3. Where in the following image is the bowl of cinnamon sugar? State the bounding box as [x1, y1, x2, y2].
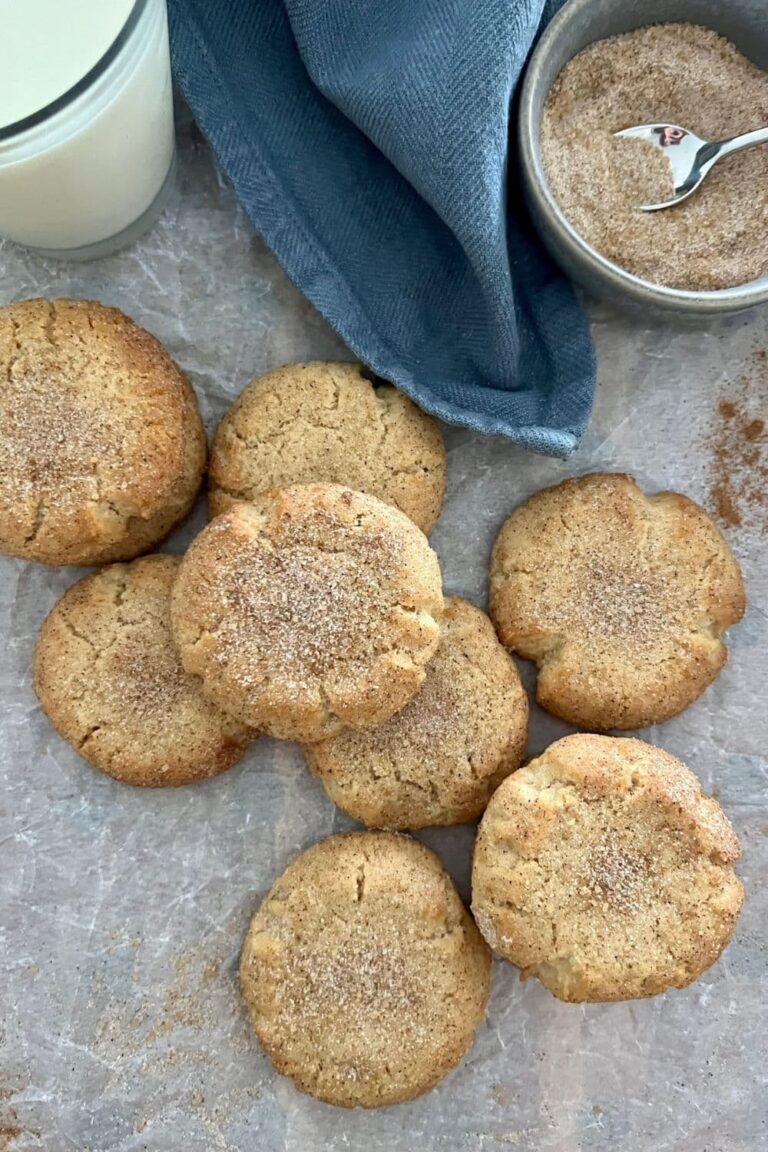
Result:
[519, 0, 768, 314]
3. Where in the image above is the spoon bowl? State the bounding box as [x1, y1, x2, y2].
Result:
[615, 121, 768, 211]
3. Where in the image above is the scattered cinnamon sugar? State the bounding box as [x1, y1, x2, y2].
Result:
[541, 23, 768, 290]
[704, 349, 768, 533]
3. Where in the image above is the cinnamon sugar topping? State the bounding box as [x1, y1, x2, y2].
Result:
[213, 508, 404, 690]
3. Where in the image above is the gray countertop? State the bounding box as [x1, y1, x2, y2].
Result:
[1, 111, 766, 1152]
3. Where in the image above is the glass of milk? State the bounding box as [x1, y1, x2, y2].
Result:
[0, 0, 175, 259]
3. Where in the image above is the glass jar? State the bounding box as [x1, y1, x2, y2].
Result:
[0, 0, 175, 259]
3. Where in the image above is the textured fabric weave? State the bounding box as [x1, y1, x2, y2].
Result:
[168, 0, 595, 455]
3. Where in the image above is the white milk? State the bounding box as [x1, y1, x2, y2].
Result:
[0, 0, 135, 129]
[0, 0, 175, 255]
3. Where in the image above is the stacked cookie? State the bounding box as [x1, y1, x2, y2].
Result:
[35, 555, 253, 787]
[170, 484, 445, 744]
[0, 298, 256, 788]
[2, 299, 747, 1110]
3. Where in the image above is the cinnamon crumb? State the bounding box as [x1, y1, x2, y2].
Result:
[704, 350, 768, 533]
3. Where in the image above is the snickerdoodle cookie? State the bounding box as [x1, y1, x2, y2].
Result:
[306, 597, 528, 829]
[240, 831, 490, 1107]
[171, 484, 443, 743]
[471, 734, 744, 1003]
[0, 298, 206, 566]
[34, 555, 253, 786]
[208, 362, 446, 533]
[489, 473, 745, 730]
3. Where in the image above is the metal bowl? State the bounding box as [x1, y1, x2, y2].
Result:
[518, 0, 768, 315]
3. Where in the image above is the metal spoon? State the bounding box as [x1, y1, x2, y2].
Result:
[614, 122, 768, 211]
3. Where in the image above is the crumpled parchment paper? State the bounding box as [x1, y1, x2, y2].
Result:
[0, 110, 766, 1152]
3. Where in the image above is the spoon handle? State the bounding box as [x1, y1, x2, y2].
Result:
[717, 126, 768, 160]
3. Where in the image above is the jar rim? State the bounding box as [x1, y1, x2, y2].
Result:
[0, 0, 148, 142]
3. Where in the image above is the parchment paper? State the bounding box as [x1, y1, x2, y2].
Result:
[1, 110, 766, 1152]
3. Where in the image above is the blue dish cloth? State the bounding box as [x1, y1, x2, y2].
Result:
[167, 0, 595, 456]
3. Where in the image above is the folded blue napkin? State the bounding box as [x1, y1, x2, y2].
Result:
[168, 0, 595, 456]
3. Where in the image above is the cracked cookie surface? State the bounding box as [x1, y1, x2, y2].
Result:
[240, 831, 490, 1107]
[471, 734, 744, 1003]
[305, 597, 528, 829]
[0, 298, 206, 565]
[34, 555, 254, 786]
[208, 361, 445, 533]
[489, 473, 745, 730]
[171, 484, 444, 743]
